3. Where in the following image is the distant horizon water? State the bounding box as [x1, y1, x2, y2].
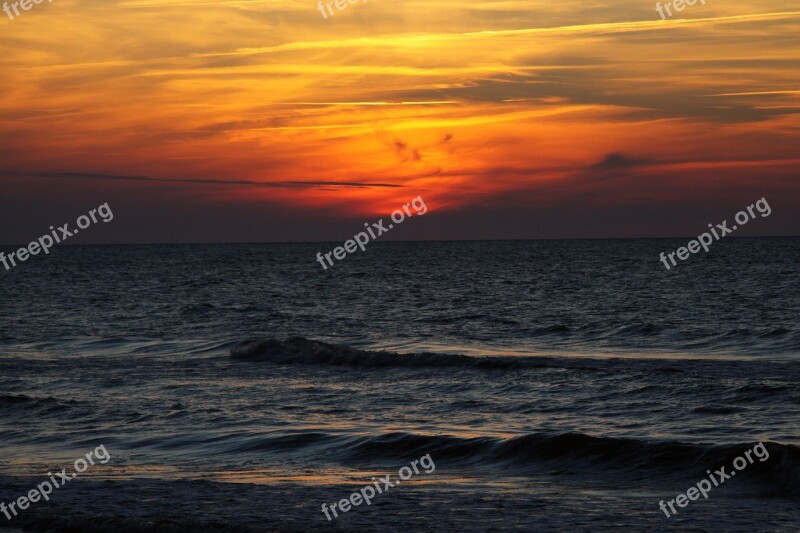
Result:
[3, 234, 800, 247]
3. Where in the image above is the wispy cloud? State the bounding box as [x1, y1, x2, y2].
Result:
[25, 172, 404, 189]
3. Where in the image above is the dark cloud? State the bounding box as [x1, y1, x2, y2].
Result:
[374, 130, 454, 164]
[24, 171, 403, 189]
[375, 130, 421, 162]
[585, 153, 651, 181]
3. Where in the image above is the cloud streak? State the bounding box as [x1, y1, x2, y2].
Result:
[23, 172, 404, 189]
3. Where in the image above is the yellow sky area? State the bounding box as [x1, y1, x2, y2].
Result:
[0, 0, 798, 217]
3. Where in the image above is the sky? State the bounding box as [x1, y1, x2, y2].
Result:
[0, 0, 799, 243]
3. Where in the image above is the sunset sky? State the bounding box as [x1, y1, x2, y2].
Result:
[1, 0, 798, 243]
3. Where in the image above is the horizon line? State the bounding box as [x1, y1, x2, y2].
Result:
[1, 234, 797, 247]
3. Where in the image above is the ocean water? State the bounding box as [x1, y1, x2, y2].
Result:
[0, 238, 798, 531]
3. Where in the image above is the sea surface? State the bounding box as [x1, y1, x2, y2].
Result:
[0, 238, 798, 531]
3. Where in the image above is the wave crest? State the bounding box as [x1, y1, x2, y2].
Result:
[230, 337, 515, 368]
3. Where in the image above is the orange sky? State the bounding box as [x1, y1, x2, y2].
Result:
[0, 0, 798, 242]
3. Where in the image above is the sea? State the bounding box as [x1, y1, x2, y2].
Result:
[0, 238, 798, 532]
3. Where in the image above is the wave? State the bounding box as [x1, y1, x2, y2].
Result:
[212, 429, 800, 495]
[229, 337, 800, 379]
[229, 336, 655, 370]
[0, 393, 36, 405]
[0, 393, 71, 410]
[230, 337, 528, 368]
[229, 337, 676, 371]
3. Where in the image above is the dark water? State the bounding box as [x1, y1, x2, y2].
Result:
[0, 238, 798, 531]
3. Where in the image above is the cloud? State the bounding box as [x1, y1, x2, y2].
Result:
[374, 131, 454, 164]
[25, 172, 403, 189]
[583, 153, 652, 182]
